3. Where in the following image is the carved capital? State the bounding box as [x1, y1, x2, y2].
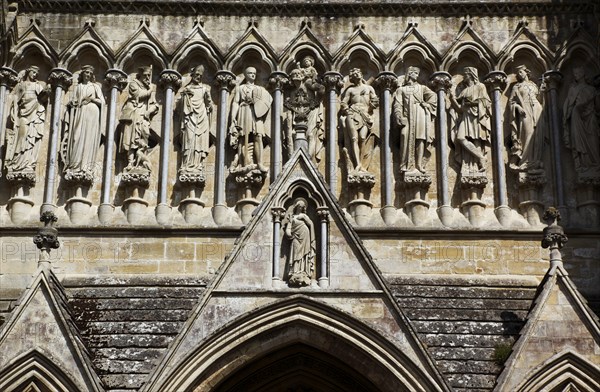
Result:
[104, 68, 128, 91]
[323, 71, 344, 93]
[47, 68, 73, 90]
[317, 207, 330, 222]
[483, 71, 507, 92]
[541, 207, 568, 250]
[271, 207, 286, 223]
[428, 71, 452, 92]
[33, 211, 60, 252]
[0, 67, 19, 89]
[215, 70, 237, 92]
[542, 70, 562, 91]
[268, 71, 290, 92]
[374, 71, 398, 93]
[159, 69, 182, 91]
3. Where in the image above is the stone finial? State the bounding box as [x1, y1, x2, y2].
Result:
[104, 69, 128, 91]
[33, 211, 60, 268]
[47, 68, 73, 90]
[483, 71, 507, 92]
[268, 71, 290, 92]
[541, 207, 568, 270]
[428, 71, 452, 92]
[214, 70, 236, 92]
[0, 67, 19, 89]
[159, 69, 182, 91]
[542, 71, 562, 91]
[322, 71, 344, 93]
[374, 71, 398, 93]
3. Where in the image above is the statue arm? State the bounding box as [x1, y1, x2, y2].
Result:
[392, 92, 406, 126]
[230, 87, 240, 124]
[368, 86, 379, 110]
[204, 85, 213, 113]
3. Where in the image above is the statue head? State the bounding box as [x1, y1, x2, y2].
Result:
[573, 66, 586, 82]
[191, 65, 204, 83]
[515, 65, 531, 82]
[301, 55, 315, 68]
[290, 68, 303, 85]
[349, 68, 363, 84]
[25, 65, 40, 81]
[79, 65, 95, 83]
[463, 67, 479, 83]
[406, 66, 420, 83]
[244, 67, 257, 84]
[293, 198, 307, 214]
[137, 66, 153, 86]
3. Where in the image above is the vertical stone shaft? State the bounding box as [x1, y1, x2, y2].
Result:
[42, 68, 72, 213]
[213, 71, 236, 225]
[543, 71, 565, 209]
[99, 70, 127, 217]
[271, 207, 285, 284]
[375, 72, 398, 209]
[323, 72, 343, 193]
[269, 72, 288, 181]
[0, 67, 18, 176]
[429, 72, 452, 225]
[318, 207, 329, 287]
[484, 71, 510, 225]
[158, 70, 182, 206]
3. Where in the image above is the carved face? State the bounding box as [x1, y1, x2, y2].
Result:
[294, 200, 306, 214]
[349, 69, 362, 83]
[244, 67, 257, 83]
[191, 69, 203, 84]
[140, 69, 152, 86]
[407, 68, 419, 81]
[516, 69, 528, 82]
[573, 67, 585, 82]
[301, 56, 314, 68]
[81, 69, 93, 83]
[27, 69, 38, 81]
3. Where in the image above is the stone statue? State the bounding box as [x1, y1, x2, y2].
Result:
[4, 65, 49, 177]
[339, 67, 379, 174]
[563, 66, 600, 179]
[60, 65, 105, 182]
[229, 66, 272, 173]
[449, 67, 492, 174]
[119, 65, 159, 173]
[393, 66, 437, 174]
[176, 65, 213, 179]
[508, 65, 544, 173]
[283, 198, 315, 287]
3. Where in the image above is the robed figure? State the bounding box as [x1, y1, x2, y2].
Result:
[61, 65, 105, 181]
[283, 198, 316, 287]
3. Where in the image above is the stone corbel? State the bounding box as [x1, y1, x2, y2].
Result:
[212, 70, 236, 225]
[34, 211, 60, 269]
[323, 72, 344, 193]
[429, 71, 453, 226]
[541, 207, 568, 271]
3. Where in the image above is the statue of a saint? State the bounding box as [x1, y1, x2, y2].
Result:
[119, 66, 159, 172]
[392, 66, 437, 174]
[229, 66, 272, 173]
[60, 65, 105, 181]
[176, 65, 213, 175]
[4, 65, 49, 176]
[509, 65, 544, 172]
[339, 67, 379, 173]
[283, 198, 316, 287]
[449, 67, 492, 173]
[563, 66, 600, 178]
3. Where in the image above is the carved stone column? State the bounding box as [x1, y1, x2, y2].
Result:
[271, 206, 285, 288]
[33, 211, 60, 270]
[374, 72, 398, 225]
[212, 71, 236, 225]
[41, 68, 72, 214]
[155, 70, 182, 225]
[269, 71, 289, 181]
[0, 67, 18, 177]
[541, 207, 568, 271]
[543, 71, 567, 221]
[317, 207, 329, 288]
[429, 72, 453, 226]
[323, 72, 343, 193]
[484, 71, 511, 226]
[98, 69, 128, 224]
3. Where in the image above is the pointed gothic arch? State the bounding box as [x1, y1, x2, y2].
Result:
[515, 351, 600, 392]
[0, 350, 82, 392]
[155, 296, 445, 392]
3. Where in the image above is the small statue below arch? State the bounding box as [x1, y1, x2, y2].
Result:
[283, 198, 316, 287]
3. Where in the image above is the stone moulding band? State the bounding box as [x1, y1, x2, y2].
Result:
[17, 1, 595, 16]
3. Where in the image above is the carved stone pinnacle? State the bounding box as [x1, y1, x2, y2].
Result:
[429, 71, 452, 92]
[269, 71, 290, 91]
[0, 67, 19, 88]
[374, 71, 398, 93]
[34, 211, 60, 254]
[104, 69, 129, 91]
[323, 71, 344, 93]
[483, 71, 507, 92]
[541, 207, 568, 250]
[215, 70, 237, 92]
[48, 68, 73, 90]
[159, 69, 182, 90]
[542, 71, 562, 91]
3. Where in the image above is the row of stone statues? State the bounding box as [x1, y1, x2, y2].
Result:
[2, 61, 599, 196]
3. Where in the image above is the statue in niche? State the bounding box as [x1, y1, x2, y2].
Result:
[339, 67, 379, 174]
[563, 66, 600, 180]
[229, 66, 272, 174]
[4, 65, 49, 178]
[176, 65, 213, 182]
[283, 198, 315, 287]
[393, 66, 437, 175]
[60, 65, 105, 183]
[283, 56, 325, 162]
[508, 65, 544, 174]
[119, 65, 159, 174]
[449, 67, 492, 175]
